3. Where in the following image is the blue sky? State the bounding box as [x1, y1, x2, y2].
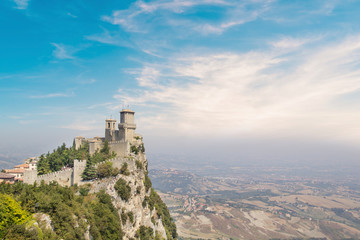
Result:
[1, 0, 360, 165]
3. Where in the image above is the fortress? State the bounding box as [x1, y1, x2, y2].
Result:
[23, 109, 144, 186]
[75, 109, 139, 156]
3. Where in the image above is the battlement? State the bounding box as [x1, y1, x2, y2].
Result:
[77, 109, 138, 156]
[24, 159, 87, 187]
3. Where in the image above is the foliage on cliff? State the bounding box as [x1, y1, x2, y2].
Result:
[37, 141, 116, 176]
[142, 175, 177, 240]
[0, 182, 124, 240]
[0, 193, 32, 239]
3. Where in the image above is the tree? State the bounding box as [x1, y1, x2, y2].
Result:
[82, 159, 97, 180]
[0, 194, 31, 238]
[37, 154, 50, 175]
[101, 140, 110, 155]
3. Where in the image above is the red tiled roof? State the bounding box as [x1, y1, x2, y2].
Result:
[14, 163, 29, 169]
[5, 169, 25, 174]
[0, 173, 15, 179]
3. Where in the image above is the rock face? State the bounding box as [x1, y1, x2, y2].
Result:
[86, 151, 174, 239]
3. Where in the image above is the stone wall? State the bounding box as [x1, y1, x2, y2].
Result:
[24, 156, 140, 187]
[35, 168, 73, 186]
[109, 141, 130, 157]
[73, 160, 87, 185]
[89, 141, 103, 155]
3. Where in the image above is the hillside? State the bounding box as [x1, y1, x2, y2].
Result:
[0, 144, 177, 240]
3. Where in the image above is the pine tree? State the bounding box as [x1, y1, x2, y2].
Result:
[37, 154, 50, 175]
[82, 159, 97, 180]
[101, 140, 110, 155]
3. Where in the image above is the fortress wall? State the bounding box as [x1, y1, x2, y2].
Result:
[73, 160, 87, 185]
[36, 168, 73, 187]
[109, 141, 130, 157]
[23, 170, 38, 184]
[94, 156, 138, 172]
[89, 141, 104, 155]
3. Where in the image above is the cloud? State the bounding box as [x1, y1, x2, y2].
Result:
[29, 92, 73, 99]
[67, 12, 77, 18]
[13, 0, 30, 9]
[113, 35, 360, 142]
[85, 29, 132, 47]
[102, 0, 271, 35]
[270, 37, 314, 49]
[51, 43, 75, 59]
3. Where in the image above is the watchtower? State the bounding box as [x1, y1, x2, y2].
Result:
[118, 109, 136, 142]
[105, 118, 117, 142]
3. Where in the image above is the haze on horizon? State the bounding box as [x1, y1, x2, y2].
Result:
[1, 0, 360, 169]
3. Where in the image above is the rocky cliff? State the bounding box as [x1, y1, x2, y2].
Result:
[0, 149, 177, 240]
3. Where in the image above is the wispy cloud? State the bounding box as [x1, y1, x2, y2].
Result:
[113, 35, 360, 142]
[13, 0, 30, 10]
[29, 92, 74, 99]
[102, 0, 271, 35]
[270, 36, 316, 49]
[67, 12, 77, 18]
[51, 43, 75, 59]
[85, 29, 131, 47]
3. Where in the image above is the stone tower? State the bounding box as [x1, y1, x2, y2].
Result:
[73, 159, 87, 185]
[119, 109, 136, 142]
[105, 118, 117, 142]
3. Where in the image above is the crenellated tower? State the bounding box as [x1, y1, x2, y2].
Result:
[118, 109, 136, 142]
[105, 118, 117, 142]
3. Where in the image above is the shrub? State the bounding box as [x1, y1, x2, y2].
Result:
[136, 186, 142, 194]
[127, 211, 134, 224]
[97, 162, 113, 178]
[137, 225, 154, 240]
[120, 163, 130, 176]
[112, 167, 120, 176]
[135, 160, 143, 170]
[144, 174, 152, 192]
[131, 145, 139, 155]
[114, 179, 131, 201]
[79, 186, 90, 196]
[121, 212, 127, 224]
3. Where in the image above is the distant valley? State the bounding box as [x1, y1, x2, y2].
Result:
[149, 164, 360, 240]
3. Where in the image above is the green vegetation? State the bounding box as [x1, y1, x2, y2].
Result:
[135, 160, 143, 170]
[136, 186, 142, 194]
[79, 185, 91, 196]
[144, 174, 152, 192]
[0, 193, 32, 238]
[82, 141, 117, 180]
[141, 143, 145, 153]
[91, 190, 123, 239]
[114, 178, 132, 201]
[96, 161, 119, 178]
[135, 226, 164, 240]
[120, 162, 130, 176]
[136, 226, 153, 240]
[37, 143, 89, 175]
[0, 182, 124, 240]
[141, 175, 177, 240]
[131, 145, 139, 155]
[121, 211, 128, 224]
[37, 141, 116, 176]
[127, 211, 134, 224]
